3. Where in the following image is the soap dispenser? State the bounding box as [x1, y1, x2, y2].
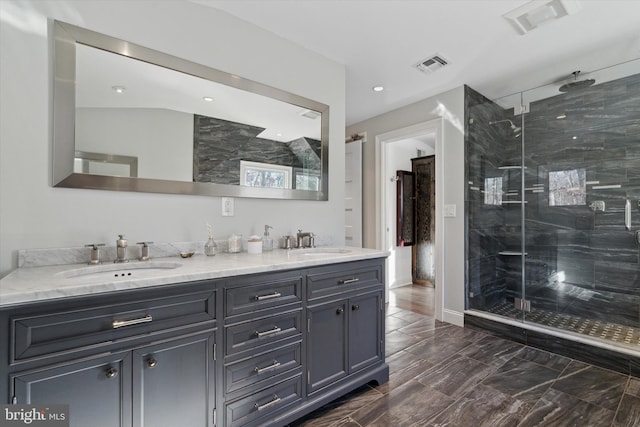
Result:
[262, 225, 274, 252]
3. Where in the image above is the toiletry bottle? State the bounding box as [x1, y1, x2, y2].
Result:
[263, 225, 274, 251]
[205, 222, 216, 256]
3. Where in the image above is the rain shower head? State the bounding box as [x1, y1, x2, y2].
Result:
[489, 119, 522, 137]
[559, 71, 595, 93]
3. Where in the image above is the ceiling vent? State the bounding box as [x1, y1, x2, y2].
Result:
[503, 0, 582, 35]
[299, 109, 321, 120]
[414, 54, 449, 74]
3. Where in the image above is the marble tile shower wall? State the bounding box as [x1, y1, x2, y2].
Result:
[466, 86, 511, 311]
[466, 73, 640, 328]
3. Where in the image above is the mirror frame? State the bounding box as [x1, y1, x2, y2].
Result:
[52, 20, 329, 200]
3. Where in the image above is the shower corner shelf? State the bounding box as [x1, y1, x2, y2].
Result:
[498, 251, 528, 256]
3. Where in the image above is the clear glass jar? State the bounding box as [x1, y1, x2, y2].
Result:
[204, 237, 217, 256]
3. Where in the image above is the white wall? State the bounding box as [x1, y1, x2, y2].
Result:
[0, 0, 345, 276]
[346, 86, 466, 325]
[76, 108, 193, 181]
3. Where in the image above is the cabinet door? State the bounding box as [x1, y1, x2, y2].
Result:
[306, 300, 347, 395]
[12, 352, 132, 427]
[349, 292, 383, 372]
[132, 331, 215, 427]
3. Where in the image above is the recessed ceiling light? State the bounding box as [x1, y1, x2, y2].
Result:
[372, 86, 384, 92]
[111, 85, 126, 94]
[202, 96, 214, 102]
[556, 114, 567, 119]
[572, 136, 578, 140]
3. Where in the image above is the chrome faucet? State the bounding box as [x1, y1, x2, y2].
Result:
[137, 241, 153, 261]
[296, 229, 315, 248]
[85, 243, 105, 265]
[115, 234, 128, 263]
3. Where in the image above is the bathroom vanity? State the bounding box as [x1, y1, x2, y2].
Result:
[0, 248, 388, 427]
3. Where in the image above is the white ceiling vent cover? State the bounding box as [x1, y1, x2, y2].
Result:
[414, 54, 449, 74]
[299, 109, 321, 120]
[504, 0, 582, 35]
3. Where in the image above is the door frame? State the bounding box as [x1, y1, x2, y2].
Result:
[375, 118, 444, 321]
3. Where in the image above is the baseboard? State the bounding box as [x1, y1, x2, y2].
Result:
[442, 308, 464, 327]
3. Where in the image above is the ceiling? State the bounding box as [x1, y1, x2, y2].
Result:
[190, 0, 640, 126]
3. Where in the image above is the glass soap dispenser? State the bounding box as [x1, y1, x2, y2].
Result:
[262, 225, 274, 251]
[204, 222, 217, 256]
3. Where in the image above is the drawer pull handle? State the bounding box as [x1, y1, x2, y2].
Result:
[105, 367, 118, 379]
[338, 277, 359, 284]
[146, 358, 158, 368]
[112, 314, 153, 329]
[255, 326, 281, 338]
[336, 307, 344, 315]
[254, 394, 281, 411]
[256, 292, 282, 301]
[352, 304, 360, 311]
[254, 360, 281, 374]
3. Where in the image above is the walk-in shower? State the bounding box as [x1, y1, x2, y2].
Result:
[465, 59, 640, 373]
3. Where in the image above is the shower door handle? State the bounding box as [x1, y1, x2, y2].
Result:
[625, 200, 631, 231]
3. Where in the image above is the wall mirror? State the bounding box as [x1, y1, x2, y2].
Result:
[52, 20, 329, 200]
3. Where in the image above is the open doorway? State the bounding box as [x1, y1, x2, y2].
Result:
[376, 119, 444, 321]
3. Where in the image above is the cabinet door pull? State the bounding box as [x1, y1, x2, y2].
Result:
[254, 360, 281, 374]
[338, 277, 359, 284]
[352, 304, 360, 311]
[105, 367, 118, 379]
[336, 307, 344, 315]
[255, 326, 281, 337]
[112, 314, 153, 329]
[254, 394, 281, 411]
[146, 358, 158, 368]
[255, 292, 281, 301]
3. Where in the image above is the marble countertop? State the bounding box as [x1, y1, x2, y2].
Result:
[0, 247, 388, 308]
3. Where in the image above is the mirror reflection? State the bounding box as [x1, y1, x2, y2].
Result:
[53, 20, 329, 200]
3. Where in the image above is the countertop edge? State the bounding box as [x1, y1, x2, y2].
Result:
[0, 248, 389, 309]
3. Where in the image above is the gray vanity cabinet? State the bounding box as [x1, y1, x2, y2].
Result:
[1, 257, 389, 427]
[2, 280, 218, 427]
[305, 260, 385, 397]
[307, 291, 383, 395]
[307, 299, 348, 394]
[132, 331, 216, 427]
[12, 351, 133, 427]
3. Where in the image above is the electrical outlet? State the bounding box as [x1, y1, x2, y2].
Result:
[221, 197, 234, 216]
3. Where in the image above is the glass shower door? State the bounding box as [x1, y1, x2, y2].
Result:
[520, 70, 640, 347]
[466, 90, 526, 320]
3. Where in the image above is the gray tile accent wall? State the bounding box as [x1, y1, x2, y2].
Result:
[466, 72, 640, 329]
[193, 114, 320, 185]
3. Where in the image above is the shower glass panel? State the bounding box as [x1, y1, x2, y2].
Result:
[466, 59, 640, 352]
[467, 91, 525, 315]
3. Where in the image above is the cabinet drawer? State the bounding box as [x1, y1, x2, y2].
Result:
[12, 284, 216, 362]
[225, 375, 302, 427]
[225, 275, 302, 317]
[225, 310, 301, 357]
[307, 261, 383, 300]
[225, 342, 302, 394]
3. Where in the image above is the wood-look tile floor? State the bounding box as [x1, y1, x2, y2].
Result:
[289, 284, 640, 427]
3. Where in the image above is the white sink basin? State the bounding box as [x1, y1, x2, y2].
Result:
[57, 261, 182, 280]
[297, 248, 352, 256]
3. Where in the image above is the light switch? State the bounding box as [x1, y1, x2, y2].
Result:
[444, 204, 456, 218]
[221, 197, 234, 216]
